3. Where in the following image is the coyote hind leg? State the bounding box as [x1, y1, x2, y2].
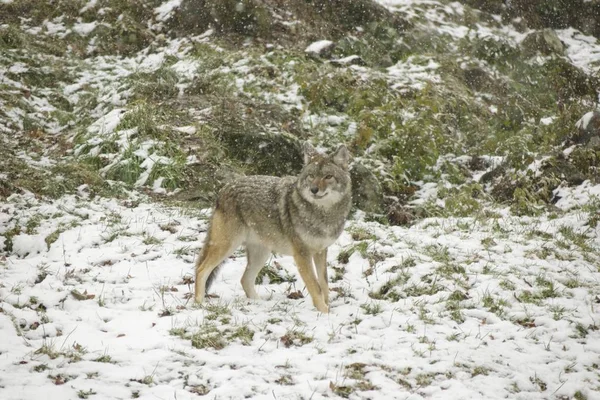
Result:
[241, 244, 270, 300]
[194, 210, 240, 304]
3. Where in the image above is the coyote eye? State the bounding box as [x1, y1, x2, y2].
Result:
[325, 174, 333, 180]
[307, 174, 315, 179]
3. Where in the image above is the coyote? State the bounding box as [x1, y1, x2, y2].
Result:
[194, 142, 352, 313]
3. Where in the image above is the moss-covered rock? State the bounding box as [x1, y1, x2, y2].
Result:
[167, 0, 408, 47]
[350, 163, 384, 213]
[521, 29, 565, 56]
[460, 0, 600, 39]
[167, 0, 272, 37]
[210, 100, 304, 176]
[573, 110, 600, 147]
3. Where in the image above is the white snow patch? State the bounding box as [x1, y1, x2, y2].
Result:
[272, 83, 303, 108]
[44, 20, 67, 36]
[387, 57, 441, 91]
[557, 28, 600, 73]
[137, 53, 165, 73]
[326, 115, 345, 126]
[87, 109, 126, 136]
[135, 153, 172, 187]
[171, 59, 199, 80]
[79, 0, 98, 13]
[331, 55, 362, 65]
[173, 126, 197, 134]
[152, 177, 167, 194]
[72, 21, 97, 36]
[540, 116, 556, 125]
[553, 180, 600, 210]
[305, 40, 334, 54]
[155, 0, 182, 21]
[563, 145, 576, 157]
[410, 181, 439, 205]
[8, 63, 29, 74]
[575, 111, 595, 130]
[527, 156, 551, 178]
[11, 234, 47, 257]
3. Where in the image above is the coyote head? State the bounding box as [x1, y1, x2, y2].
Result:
[298, 142, 351, 207]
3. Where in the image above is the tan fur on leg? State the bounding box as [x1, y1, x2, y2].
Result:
[313, 249, 329, 306]
[194, 210, 239, 304]
[293, 248, 328, 313]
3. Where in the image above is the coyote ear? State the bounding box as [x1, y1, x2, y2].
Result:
[303, 141, 318, 165]
[332, 144, 350, 170]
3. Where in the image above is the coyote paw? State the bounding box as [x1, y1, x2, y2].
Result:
[316, 303, 329, 314]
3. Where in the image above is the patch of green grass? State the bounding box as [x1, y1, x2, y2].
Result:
[349, 226, 377, 241]
[255, 263, 296, 285]
[33, 363, 50, 373]
[337, 248, 352, 264]
[45, 229, 63, 250]
[439, 183, 484, 217]
[330, 382, 354, 398]
[77, 389, 97, 399]
[173, 246, 194, 258]
[188, 321, 255, 349]
[497, 275, 515, 289]
[424, 245, 452, 263]
[228, 326, 254, 345]
[280, 329, 313, 348]
[142, 234, 161, 246]
[482, 292, 508, 316]
[169, 327, 187, 338]
[275, 374, 294, 385]
[185, 70, 236, 97]
[436, 263, 466, 277]
[529, 374, 547, 391]
[94, 354, 113, 363]
[471, 366, 490, 377]
[203, 302, 231, 317]
[25, 214, 43, 234]
[34, 342, 60, 359]
[445, 300, 465, 323]
[369, 274, 409, 302]
[128, 67, 180, 102]
[191, 324, 226, 350]
[415, 373, 434, 387]
[558, 226, 592, 251]
[360, 302, 383, 315]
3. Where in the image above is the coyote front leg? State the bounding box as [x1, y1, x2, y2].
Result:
[313, 249, 329, 306]
[293, 248, 328, 313]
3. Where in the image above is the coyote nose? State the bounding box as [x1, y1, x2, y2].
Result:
[310, 186, 319, 194]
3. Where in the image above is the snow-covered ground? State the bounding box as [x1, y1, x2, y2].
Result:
[1, 191, 599, 399]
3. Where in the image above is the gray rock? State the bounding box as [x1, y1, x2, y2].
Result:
[219, 131, 304, 177]
[521, 29, 565, 56]
[305, 40, 336, 58]
[350, 163, 384, 213]
[462, 65, 490, 91]
[573, 110, 600, 147]
[330, 55, 366, 67]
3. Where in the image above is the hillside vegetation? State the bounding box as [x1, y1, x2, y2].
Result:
[1, 0, 598, 216]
